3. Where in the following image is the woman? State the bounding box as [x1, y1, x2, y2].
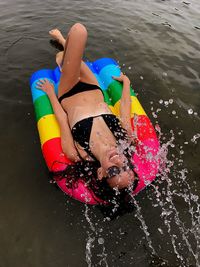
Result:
[36, 23, 138, 199]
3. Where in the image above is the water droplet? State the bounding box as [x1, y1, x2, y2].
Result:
[172, 110, 176, 115]
[152, 112, 158, 118]
[191, 133, 200, 143]
[98, 237, 104, 245]
[169, 99, 173, 104]
[128, 66, 132, 70]
[155, 124, 161, 132]
[140, 76, 144, 80]
[188, 109, 193, 115]
[163, 72, 168, 77]
[164, 101, 169, 106]
[159, 99, 163, 104]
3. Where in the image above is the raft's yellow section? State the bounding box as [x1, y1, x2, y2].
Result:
[130, 96, 146, 117]
[37, 114, 60, 146]
[111, 96, 146, 117]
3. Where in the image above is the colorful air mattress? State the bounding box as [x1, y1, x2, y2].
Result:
[30, 58, 160, 204]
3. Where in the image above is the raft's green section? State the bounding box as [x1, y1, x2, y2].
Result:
[105, 80, 136, 106]
[102, 90, 112, 105]
[34, 95, 53, 122]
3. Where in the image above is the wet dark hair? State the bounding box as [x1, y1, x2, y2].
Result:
[51, 120, 138, 205]
[50, 144, 138, 206]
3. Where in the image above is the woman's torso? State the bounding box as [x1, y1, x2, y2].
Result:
[59, 86, 129, 161]
[60, 89, 113, 129]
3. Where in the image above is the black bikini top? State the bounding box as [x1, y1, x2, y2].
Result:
[71, 114, 128, 160]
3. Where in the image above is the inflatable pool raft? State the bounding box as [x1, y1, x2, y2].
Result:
[30, 58, 160, 204]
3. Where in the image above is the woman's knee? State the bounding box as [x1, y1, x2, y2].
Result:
[71, 23, 87, 37]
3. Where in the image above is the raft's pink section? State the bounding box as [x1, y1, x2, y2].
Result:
[56, 179, 100, 204]
[131, 115, 160, 195]
[132, 138, 159, 195]
[42, 138, 102, 204]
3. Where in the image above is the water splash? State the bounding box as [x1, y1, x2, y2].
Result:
[86, 235, 95, 267]
[150, 166, 200, 266]
[84, 205, 108, 267]
[129, 120, 200, 266]
[82, 99, 199, 266]
[132, 197, 156, 255]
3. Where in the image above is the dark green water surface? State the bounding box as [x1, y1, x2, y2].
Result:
[0, 0, 200, 266]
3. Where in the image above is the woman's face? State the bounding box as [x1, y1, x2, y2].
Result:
[97, 147, 135, 189]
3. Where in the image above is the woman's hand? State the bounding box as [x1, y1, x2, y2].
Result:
[36, 79, 55, 96]
[112, 73, 130, 84]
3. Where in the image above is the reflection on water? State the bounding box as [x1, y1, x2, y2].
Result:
[0, 0, 200, 266]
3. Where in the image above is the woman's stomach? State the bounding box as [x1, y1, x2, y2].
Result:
[61, 91, 112, 128]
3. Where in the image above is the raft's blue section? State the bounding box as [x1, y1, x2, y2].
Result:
[30, 58, 120, 103]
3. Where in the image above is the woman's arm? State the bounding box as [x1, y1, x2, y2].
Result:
[36, 79, 81, 162]
[59, 115, 81, 162]
[112, 74, 133, 139]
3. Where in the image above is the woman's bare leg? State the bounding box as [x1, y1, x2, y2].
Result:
[49, 24, 99, 94]
[49, 29, 66, 71]
[55, 51, 64, 72]
[51, 23, 87, 97]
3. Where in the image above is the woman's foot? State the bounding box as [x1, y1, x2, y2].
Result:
[56, 51, 64, 72]
[49, 29, 66, 48]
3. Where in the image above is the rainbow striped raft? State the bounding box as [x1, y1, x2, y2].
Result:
[30, 58, 160, 204]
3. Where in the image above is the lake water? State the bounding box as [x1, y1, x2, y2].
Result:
[0, 0, 200, 266]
